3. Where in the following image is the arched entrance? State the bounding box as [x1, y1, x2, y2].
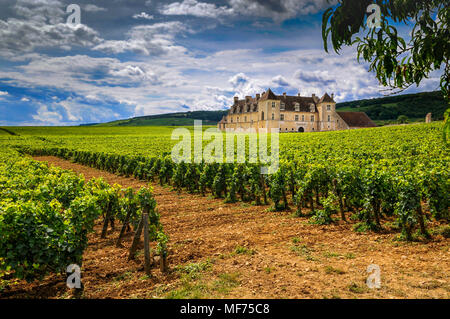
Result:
[298, 127, 305, 133]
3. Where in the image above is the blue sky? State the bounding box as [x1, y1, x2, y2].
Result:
[0, 0, 443, 126]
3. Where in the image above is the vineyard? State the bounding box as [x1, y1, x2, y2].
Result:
[0, 122, 448, 298]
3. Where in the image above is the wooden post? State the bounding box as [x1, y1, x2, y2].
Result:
[116, 209, 132, 247]
[143, 211, 152, 276]
[128, 216, 144, 261]
[260, 174, 267, 205]
[160, 254, 168, 273]
[100, 203, 111, 239]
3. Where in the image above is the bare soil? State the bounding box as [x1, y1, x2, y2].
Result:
[1, 156, 448, 299]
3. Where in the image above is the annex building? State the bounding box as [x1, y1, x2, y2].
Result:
[218, 89, 376, 132]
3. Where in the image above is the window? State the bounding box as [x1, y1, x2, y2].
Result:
[328, 115, 331, 122]
[280, 114, 284, 121]
[280, 102, 285, 110]
[295, 115, 299, 121]
[311, 115, 314, 122]
[272, 102, 276, 108]
[231, 118, 233, 123]
[271, 113, 274, 120]
[295, 103, 300, 112]
[245, 116, 247, 122]
[302, 115, 305, 122]
[261, 112, 264, 120]
[327, 105, 331, 111]
[237, 117, 239, 122]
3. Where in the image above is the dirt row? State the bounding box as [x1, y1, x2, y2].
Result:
[1, 156, 448, 299]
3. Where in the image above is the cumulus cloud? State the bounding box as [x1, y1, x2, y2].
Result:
[295, 70, 336, 86]
[84, 4, 107, 12]
[133, 12, 154, 20]
[93, 22, 188, 56]
[271, 75, 291, 87]
[0, 91, 8, 96]
[229, 0, 337, 21]
[160, 0, 336, 22]
[0, 0, 101, 58]
[160, 0, 234, 19]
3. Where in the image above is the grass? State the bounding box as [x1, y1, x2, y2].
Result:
[290, 243, 319, 261]
[324, 266, 346, 275]
[232, 245, 256, 256]
[348, 282, 368, 294]
[323, 251, 341, 258]
[174, 260, 213, 280]
[113, 271, 133, 282]
[344, 252, 356, 259]
[166, 272, 241, 299]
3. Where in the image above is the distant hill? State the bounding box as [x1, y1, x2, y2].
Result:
[336, 91, 447, 124]
[91, 91, 447, 127]
[95, 110, 228, 127]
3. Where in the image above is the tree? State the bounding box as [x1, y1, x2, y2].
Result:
[397, 115, 409, 124]
[322, 0, 449, 108]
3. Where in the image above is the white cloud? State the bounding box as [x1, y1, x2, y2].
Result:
[0, 0, 102, 58]
[160, 0, 234, 19]
[133, 12, 154, 20]
[21, 97, 30, 102]
[0, 91, 8, 96]
[160, 0, 337, 22]
[84, 4, 107, 12]
[32, 104, 64, 125]
[93, 22, 188, 56]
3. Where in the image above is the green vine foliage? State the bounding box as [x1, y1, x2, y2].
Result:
[322, 0, 449, 144]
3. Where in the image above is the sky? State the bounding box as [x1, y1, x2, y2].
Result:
[0, 0, 443, 126]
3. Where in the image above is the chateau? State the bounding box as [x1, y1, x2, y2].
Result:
[218, 89, 376, 132]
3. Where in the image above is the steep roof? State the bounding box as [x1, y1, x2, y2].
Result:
[229, 89, 319, 114]
[319, 93, 335, 103]
[279, 95, 317, 112]
[337, 112, 377, 128]
[260, 88, 277, 100]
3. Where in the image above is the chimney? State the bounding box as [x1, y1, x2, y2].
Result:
[283, 92, 286, 98]
[331, 93, 334, 99]
[298, 90, 301, 97]
[312, 93, 316, 98]
[234, 96, 238, 104]
[256, 93, 260, 100]
[245, 96, 251, 103]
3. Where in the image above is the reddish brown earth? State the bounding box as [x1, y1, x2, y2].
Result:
[1, 156, 448, 299]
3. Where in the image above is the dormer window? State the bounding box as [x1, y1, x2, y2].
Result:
[310, 104, 315, 112]
[295, 103, 300, 112]
[280, 102, 285, 110]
